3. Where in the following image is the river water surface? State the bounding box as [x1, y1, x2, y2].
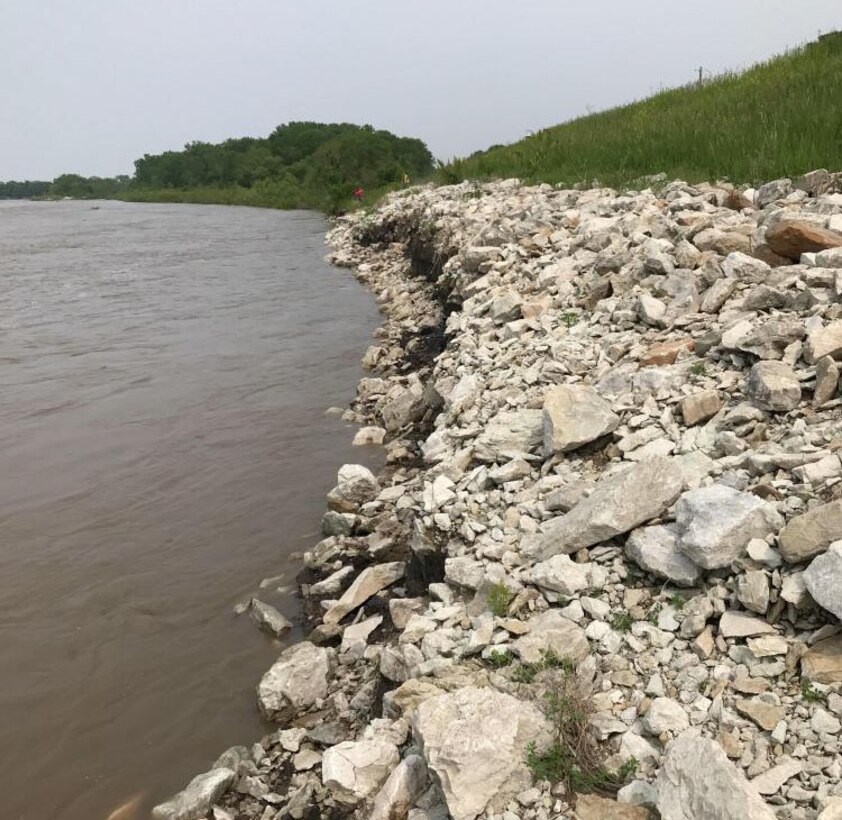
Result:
[0, 200, 381, 820]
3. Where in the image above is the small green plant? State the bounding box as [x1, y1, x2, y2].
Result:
[668, 593, 686, 610]
[688, 361, 707, 377]
[561, 311, 579, 328]
[512, 663, 539, 684]
[611, 612, 634, 633]
[486, 650, 514, 669]
[510, 649, 573, 684]
[487, 581, 515, 617]
[524, 660, 637, 799]
[647, 603, 663, 624]
[801, 680, 827, 703]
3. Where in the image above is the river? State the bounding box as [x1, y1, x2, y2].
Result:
[0, 200, 381, 819]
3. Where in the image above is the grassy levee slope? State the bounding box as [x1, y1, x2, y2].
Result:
[442, 33, 842, 188]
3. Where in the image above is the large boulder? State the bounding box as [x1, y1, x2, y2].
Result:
[656, 730, 776, 819]
[626, 524, 701, 586]
[322, 739, 400, 805]
[542, 384, 620, 454]
[804, 542, 842, 619]
[745, 361, 801, 412]
[765, 220, 842, 261]
[473, 409, 543, 462]
[674, 485, 783, 570]
[778, 499, 842, 563]
[323, 562, 405, 624]
[537, 457, 683, 558]
[512, 609, 589, 664]
[151, 768, 236, 820]
[411, 686, 552, 820]
[257, 642, 331, 720]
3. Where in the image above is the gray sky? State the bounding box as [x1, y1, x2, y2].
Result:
[1, 0, 839, 180]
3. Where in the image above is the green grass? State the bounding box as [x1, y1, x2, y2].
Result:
[441, 33, 842, 189]
[486, 581, 515, 617]
[485, 649, 515, 668]
[610, 612, 634, 633]
[510, 649, 575, 684]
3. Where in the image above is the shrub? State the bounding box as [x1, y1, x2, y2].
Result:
[487, 581, 515, 617]
[524, 661, 637, 800]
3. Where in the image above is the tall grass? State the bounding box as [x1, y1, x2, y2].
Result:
[442, 33, 842, 189]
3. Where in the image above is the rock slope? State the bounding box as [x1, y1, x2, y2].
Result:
[155, 171, 842, 820]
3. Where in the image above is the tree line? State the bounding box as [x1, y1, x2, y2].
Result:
[0, 122, 434, 213]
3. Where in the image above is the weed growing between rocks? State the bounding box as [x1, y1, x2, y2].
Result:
[801, 680, 828, 704]
[523, 656, 636, 802]
[610, 611, 634, 633]
[486, 580, 515, 616]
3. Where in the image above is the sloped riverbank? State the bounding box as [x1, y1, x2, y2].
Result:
[157, 171, 842, 820]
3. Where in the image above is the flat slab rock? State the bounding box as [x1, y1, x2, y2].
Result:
[802, 636, 842, 684]
[321, 738, 400, 805]
[538, 457, 684, 558]
[542, 383, 619, 454]
[512, 608, 589, 665]
[411, 686, 552, 820]
[574, 793, 651, 819]
[779, 499, 842, 563]
[656, 730, 776, 819]
[719, 610, 776, 638]
[323, 561, 405, 624]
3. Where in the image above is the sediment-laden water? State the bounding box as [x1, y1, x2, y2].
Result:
[0, 200, 381, 820]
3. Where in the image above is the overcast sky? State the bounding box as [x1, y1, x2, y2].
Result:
[1, 1, 839, 180]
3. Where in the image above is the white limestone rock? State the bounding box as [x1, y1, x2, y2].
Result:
[804, 541, 842, 620]
[542, 384, 620, 455]
[411, 686, 552, 820]
[537, 457, 684, 558]
[656, 730, 776, 819]
[512, 609, 589, 665]
[674, 485, 782, 570]
[473, 409, 543, 462]
[151, 769, 236, 820]
[642, 698, 689, 735]
[257, 642, 331, 720]
[522, 554, 593, 595]
[322, 739, 400, 805]
[626, 524, 701, 587]
[323, 562, 405, 624]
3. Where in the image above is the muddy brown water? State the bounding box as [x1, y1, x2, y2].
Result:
[0, 200, 382, 820]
